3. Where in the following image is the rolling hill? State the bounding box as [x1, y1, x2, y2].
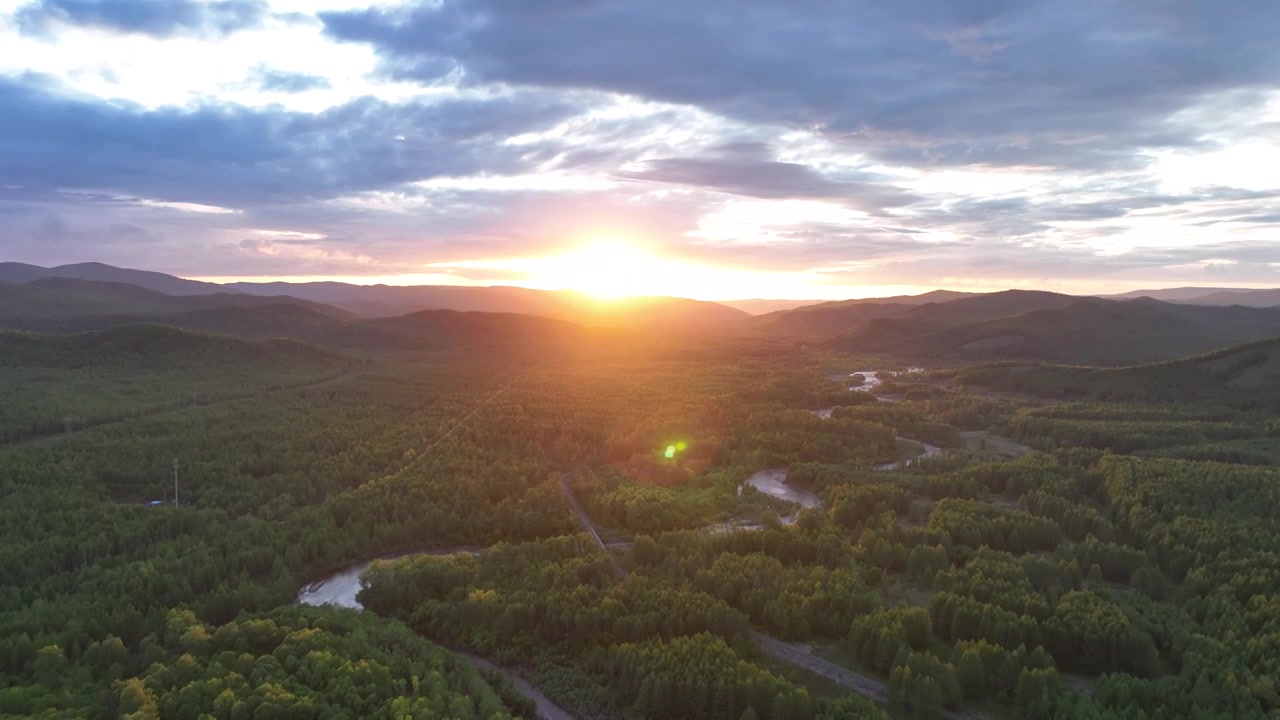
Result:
[0, 324, 340, 371]
[1177, 288, 1280, 308]
[831, 296, 1280, 365]
[1105, 286, 1280, 307]
[3, 263, 750, 331]
[720, 298, 824, 315]
[744, 289, 981, 337]
[0, 278, 347, 329]
[231, 280, 748, 330]
[0, 261, 227, 295]
[367, 309, 587, 350]
[824, 290, 1080, 348]
[952, 336, 1280, 407]
[0, 325, 351, 444]
[0, 277, 599, 352]
[745, 301, 914, 337]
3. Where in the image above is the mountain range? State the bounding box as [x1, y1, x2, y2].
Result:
[1102, 286, 1280, 307]
[826, 293, 1280, 365]
[0, 262, 745, 331]
[2, 261, 1280, 366]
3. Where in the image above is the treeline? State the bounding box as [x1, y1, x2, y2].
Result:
[358, 536, 888, 720]
[0, 355, 579, 717]
[0, 605, 532, 719]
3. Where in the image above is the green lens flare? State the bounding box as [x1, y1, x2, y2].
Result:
[676, 441, 688, 451]
[664, 445, 676, 459]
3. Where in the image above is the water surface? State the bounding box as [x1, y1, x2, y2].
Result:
[741, 468, 822, 510]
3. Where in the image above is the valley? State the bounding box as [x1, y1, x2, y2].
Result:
[1, 266, 1279, 720]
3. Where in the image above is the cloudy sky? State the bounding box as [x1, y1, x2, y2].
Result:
[1, 0, 1279, 299]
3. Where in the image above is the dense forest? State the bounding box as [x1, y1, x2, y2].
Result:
[3, 318, 1279, 719]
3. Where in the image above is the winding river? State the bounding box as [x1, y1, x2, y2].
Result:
[849, 367, 923, 392]
[740, 468, 823, 511]
[297, 367, 940, 719]
[298, 550, 574, 720]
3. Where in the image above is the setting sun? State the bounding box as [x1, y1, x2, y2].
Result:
[542, 239, 656, 299]
[424, 238, 892, 301]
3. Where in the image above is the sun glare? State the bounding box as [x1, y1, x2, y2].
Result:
[543, 239, 657, 299]
[421, 237, 938, 301]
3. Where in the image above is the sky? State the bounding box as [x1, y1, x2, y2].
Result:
[1, 0, 1279, 300]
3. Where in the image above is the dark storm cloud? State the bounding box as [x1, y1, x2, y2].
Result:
[15, 0, 269, 38]
[619, 142, 921, 212]
[322, 0, 1280, 169]
[0, 74, 584, 208]
[252, 67, 333, 93]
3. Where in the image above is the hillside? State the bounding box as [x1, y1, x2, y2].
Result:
[233, 280, 749, 330]
[745, 301, 913, 337]
[368, 309, 587, 350]
[720, 298, 823, 314]
[1105, 286, 1280, 306]
[1179, 288, 1280, 307]
[0, 325, 349, 443]
[1104, 286, 1243, 302]
[831, 296, 1280, 365]
[228, 280, 559, 317]
[953, 336, 1280, 407]
[816, 289, 978, 307]
[744, 290, 982, 337]
[139, 305, 590, 353]
[826, 290, 1080, 349]
[0, 278, 347, 329]
[0, 323, 339, 370]
[0, 261, 226, 295]
[155, 304, 403, 348]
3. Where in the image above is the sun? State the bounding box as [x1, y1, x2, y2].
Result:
[545, 238, 657, 299]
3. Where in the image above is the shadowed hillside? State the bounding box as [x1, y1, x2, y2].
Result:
[744, 290, 980, 337]
[233, 280, 749, 330]
[367, 308, 587, 350]
[0, 279, 593, 352]
[1105, 286, 1280, 307]
[2, 263, 750, 332]
[0, 261, 227, 295]
[829, 295, 1280, 365]
[0, 325, 350, 442]
[0, 324, 339, 370]
[952, 336, 1280, 407]
[0, 278, 348, 330]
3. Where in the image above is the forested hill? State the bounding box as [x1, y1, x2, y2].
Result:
[230, 280, 750, 330]
[0, 261, 226, 295]
[116, 305, 590, 352]
[0, 279, 597, 352]
[3, 261, 751, 331]
[0, 277, 348, 329]
[952, 336, 1280, 406]
[0, 324, 339, 370]
[828, 295, 1280, 365]
[0, 326, 350, 444]
[367, 308, 588, 350]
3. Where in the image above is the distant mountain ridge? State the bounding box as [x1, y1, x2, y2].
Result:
[0, 278, 591, 352]
[1103, 286, 1280, 307]
[0, 261, 228, 295]
[954, 336, 1280, 407]
[6, 262, 1280, 363]
[828, 292, 1280, 365]
[0, 277, 347, 324]
[743, 289, 982, 337]
[228, 280, 748, 329]
[0, 262, 748, 330]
